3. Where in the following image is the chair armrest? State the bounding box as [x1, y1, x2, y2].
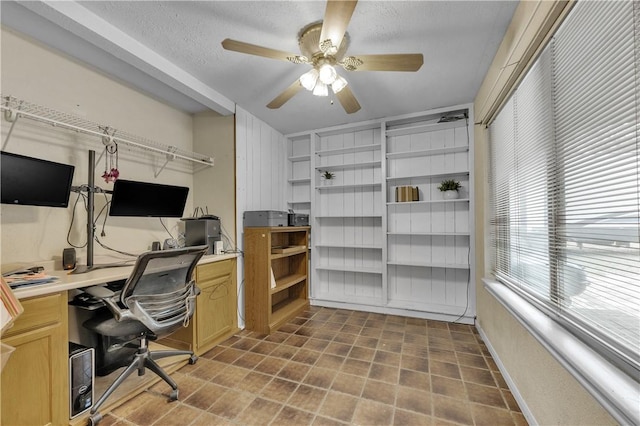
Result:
[84, 285, 135, 322]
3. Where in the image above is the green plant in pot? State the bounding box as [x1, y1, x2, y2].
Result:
[320, 170, 335, 184]
[438, 179, 461, 199]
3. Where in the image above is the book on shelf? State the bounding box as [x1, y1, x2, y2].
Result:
[270, 267, 276, 289]
[395, 186, 419, 202]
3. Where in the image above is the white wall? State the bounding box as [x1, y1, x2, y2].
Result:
[235, 106, 286, 213]
[234, 105, 286, 327]
[1, 28, 195, 267]
[193, 112, 236, 247]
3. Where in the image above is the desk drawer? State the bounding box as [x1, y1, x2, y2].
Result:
[197, 259, 235, 282]
[3, 292, 65, 337]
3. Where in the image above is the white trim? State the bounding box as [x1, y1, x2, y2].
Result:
[476, 321, 537, 426]
[483, 279, 640, 426]
[310, 298, 475, 325]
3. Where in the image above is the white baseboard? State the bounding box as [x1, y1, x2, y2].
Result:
[310, 298, 475, 324]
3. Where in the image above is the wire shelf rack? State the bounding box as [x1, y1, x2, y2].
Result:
[1, 95, 214, 167]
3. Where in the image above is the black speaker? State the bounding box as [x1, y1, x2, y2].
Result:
[69, 343, 94, 419]
[63, 248, 76, 270]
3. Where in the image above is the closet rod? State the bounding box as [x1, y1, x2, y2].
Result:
[1, 95, 214, 167]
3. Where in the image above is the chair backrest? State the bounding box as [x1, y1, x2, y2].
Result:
[121, 245, 208, 336]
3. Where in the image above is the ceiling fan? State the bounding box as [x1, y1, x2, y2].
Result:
[221, 0, 423, 114]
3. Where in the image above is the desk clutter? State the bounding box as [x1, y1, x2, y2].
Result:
[2, 267, 59, 288]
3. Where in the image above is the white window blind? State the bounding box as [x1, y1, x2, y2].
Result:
[489, 0, 639, 375]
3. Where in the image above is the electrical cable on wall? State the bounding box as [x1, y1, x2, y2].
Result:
[451, 245, 472, 324]
[221, 222, 243, 255]
[159, 217, 175, 240]
[451, 113, 473, 325]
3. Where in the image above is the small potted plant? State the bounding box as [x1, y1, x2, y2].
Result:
[320, 170, 335, 185]
[438, 179, 461, 199]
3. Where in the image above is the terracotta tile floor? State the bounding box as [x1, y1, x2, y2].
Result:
[99, 307, 527, 425]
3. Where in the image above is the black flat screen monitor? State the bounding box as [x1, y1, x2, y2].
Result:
[109, 179, 189, 218]
[1, 151, 75, 208]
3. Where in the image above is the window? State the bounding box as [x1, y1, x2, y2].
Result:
[489, 0, 639, 376]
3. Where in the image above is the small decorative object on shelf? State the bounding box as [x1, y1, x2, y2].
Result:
[320, 170, 335, 185]
[438, 179, 461, 199]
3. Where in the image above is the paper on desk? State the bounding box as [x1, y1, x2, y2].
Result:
[3, 272, 58, 288]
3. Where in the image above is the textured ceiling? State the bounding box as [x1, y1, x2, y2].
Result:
[2, 1, 518, 135]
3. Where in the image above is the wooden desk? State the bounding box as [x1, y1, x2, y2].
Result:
[1, 254, 238, 426]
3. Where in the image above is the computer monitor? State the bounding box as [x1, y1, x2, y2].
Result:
[1, 151, 75, 208]
[108, 179, 188, 218]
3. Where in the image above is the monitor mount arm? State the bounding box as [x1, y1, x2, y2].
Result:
[70, 149, 110, 274]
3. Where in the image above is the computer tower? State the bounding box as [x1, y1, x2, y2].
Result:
[69, 343, 94, 419]
[183, 217, 221, 254]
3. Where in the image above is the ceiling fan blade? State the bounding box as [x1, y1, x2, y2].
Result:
[319, 0, 358, 52]
[344, 54, 424, 72]
[335, 86, 361, 114]
[222, 39, 303, 62]
[267, 80, 303, 109]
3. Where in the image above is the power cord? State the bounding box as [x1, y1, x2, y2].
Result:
[221, 222, 243, 255]
[451, 115, 473, 324]
[93, 235, 138, 257]
[159, 217, 175, 240]
[67, 189, 88, 248]
[451, 245, 472, 324]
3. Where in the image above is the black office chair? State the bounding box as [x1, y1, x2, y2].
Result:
[81, 245, 208, 425]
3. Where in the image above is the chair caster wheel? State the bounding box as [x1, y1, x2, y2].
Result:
[189, 355, 198, 365]
[169, 389, 179, 401]
[89, 412, 102, 425]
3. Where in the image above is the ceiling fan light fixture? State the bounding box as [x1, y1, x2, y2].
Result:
[313, 81, 329, 97]
[300, 69, 319, 91]
[331, 75, 348, 93]
[318, 63, 337, 85]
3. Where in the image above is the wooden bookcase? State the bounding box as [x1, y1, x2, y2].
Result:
[244, 226, 310, 334]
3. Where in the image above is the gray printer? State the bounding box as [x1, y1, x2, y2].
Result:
[243, 210, 288, 227]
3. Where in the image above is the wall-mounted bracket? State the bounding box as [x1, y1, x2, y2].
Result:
[154, 146, 178, 178]
[2, 111, 20, 151]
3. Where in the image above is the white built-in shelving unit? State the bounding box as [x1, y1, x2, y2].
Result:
[311, 124, 384, 306]
[285, 104, 475, 323]
[286, 134, 312, 215]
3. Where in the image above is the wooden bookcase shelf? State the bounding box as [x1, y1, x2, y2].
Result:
[272, 272, 307, 294]
[244, 226, 310, 334]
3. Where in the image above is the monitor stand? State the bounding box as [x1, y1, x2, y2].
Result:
[70, 265, 97, 275]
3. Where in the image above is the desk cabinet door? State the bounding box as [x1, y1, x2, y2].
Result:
[195, 259, 237, 351]
[1, 293, 68, 426]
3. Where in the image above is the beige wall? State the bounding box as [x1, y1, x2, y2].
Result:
[1, 27, 196, 265]
[473, 2, 615, 424]
[193, 112, 236, 247]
